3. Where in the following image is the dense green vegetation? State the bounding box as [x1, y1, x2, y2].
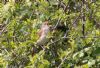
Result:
[0, 0, 100, 68]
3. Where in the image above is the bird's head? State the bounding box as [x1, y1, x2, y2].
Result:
[43, 21, 49, 25]
[43, 20, 53, 31]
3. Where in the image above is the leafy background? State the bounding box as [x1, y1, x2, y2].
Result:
[0, 0, 100, 68]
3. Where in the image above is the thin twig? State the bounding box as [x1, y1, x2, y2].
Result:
[53, 18, 62, 29]
[49, 36, 100, 45]
[57, 51, 72, 68]
[0, 18, 9, 36]
[72, 13, 81, 27]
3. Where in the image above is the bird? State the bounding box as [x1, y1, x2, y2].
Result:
[32, 21, 51, 56]
[35, 21, 50, 48]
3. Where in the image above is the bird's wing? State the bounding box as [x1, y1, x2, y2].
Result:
[37, 29, 43, 37]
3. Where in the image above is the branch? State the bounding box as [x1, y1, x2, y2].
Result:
[72, 13, 81, 27]
[57, 51, 72, 68]
[0, 18, 9, 36]
[49, 36, 100, 45]
[53, 18, 62, 29]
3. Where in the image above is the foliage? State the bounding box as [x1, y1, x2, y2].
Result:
[0, 0, 100, 68]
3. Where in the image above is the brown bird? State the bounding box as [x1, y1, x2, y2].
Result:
[36, 21, 50, 47]
[32, 21, 50, 56]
